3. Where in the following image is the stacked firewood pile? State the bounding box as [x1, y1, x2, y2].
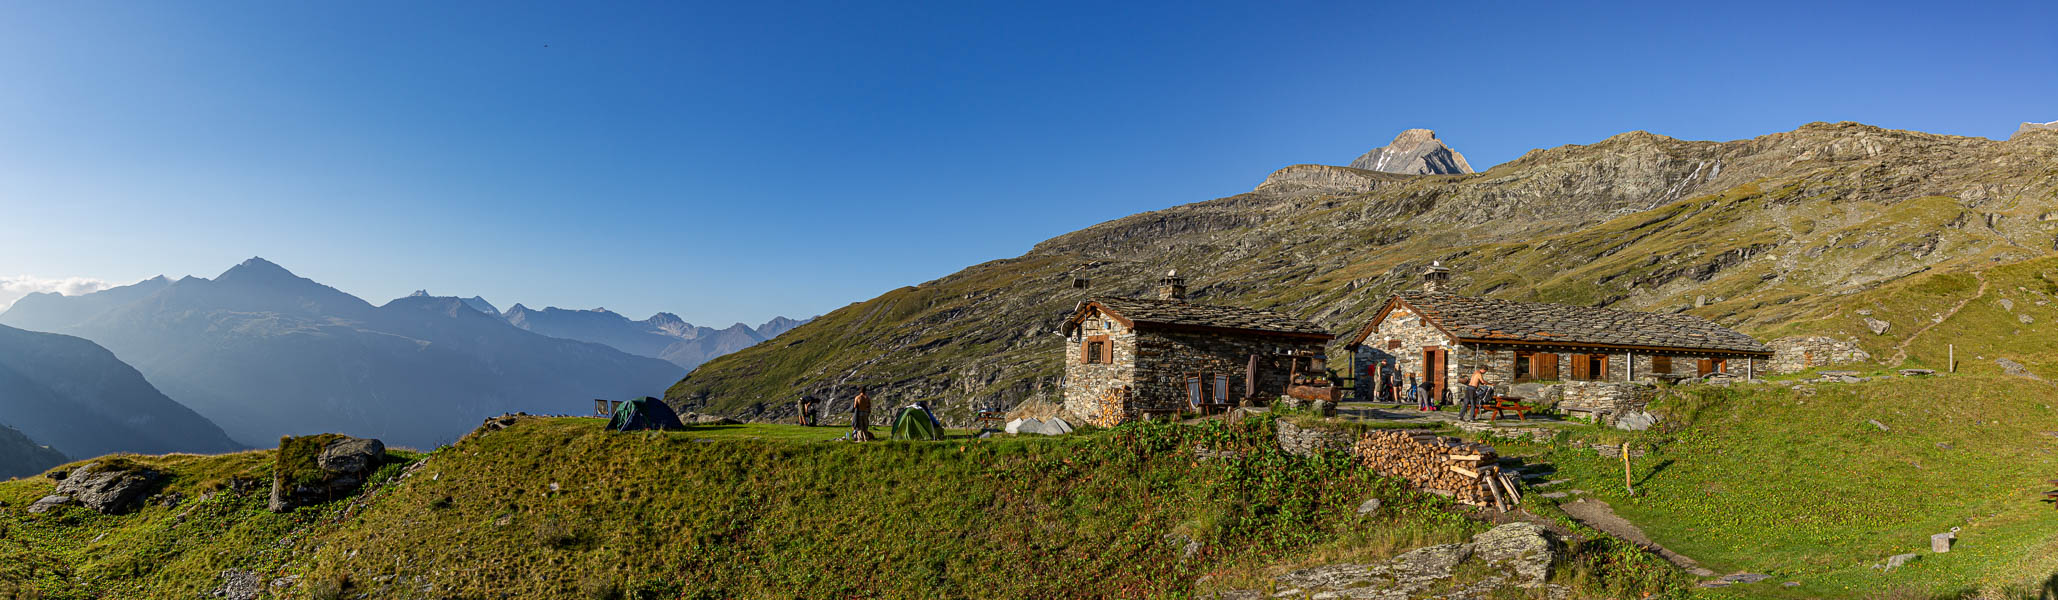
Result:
[1352, 429, 1524, 510]
[1088, 386, 1130, 428]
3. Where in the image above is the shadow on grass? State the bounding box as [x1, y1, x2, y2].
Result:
[1631, 459, 1674, 489]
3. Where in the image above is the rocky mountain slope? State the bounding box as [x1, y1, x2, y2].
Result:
[0, 259, 683, 449]
[669, 123, 2058, 423]
[0, 324, 241, 459]
[501, 304, 810, 371]
[1348, 128, 1474, 174]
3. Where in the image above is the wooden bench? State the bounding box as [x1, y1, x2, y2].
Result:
[1484, 395, 1535, 421]
[2045, 480, 2058, 508]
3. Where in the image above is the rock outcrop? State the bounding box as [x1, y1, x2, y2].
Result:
[1211, 523, 1563, 599]
[1348, 129, 1475, 175]
[2017, 120, 2058, 140]
[269, 434, 386, 512]
[27, 460, 165, 515]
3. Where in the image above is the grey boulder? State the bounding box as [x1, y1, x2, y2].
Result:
[28, 461, 164, 515]
[269, 434, 386, 512]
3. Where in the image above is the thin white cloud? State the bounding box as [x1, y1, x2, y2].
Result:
[0, 276, 118, 312]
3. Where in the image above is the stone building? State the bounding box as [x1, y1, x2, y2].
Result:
[1060, 272, 1333, 425]
[1346, 266, 1773, 403]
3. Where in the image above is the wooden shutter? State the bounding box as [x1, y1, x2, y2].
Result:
[1100, 339, 1112, 363]
[1652, 356, 1671, 374]
[1537, 353, 1558, 380]
[1697, 358, 1713, 376]
[1597, 355, 1609, 380]
[1080, 340, 1091, 364]
[1571, 354, 1588, 380]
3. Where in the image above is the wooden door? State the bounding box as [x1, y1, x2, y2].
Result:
[1424, 346, 1446, 402]
[1697, 358, 1714, 376]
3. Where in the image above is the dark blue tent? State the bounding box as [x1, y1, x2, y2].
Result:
[607, 397, 686, 432]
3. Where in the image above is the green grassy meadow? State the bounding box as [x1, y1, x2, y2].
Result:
[1490, 377, 2058, 599]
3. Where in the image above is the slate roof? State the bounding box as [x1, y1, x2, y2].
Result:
[1353, 291, 1772, 355]
[1069, 297, 1333, 339]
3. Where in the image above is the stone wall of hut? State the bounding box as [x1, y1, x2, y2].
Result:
[1128, 329, 1324, 415]
[1061, 315, 1137, 419]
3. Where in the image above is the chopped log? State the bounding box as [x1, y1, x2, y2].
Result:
[1451, 466, 1479, 479]
[1449, 454, 1483, 461]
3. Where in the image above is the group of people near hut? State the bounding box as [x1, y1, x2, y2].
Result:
[1368, 364, 1500, 422]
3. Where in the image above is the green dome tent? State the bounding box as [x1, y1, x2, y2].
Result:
[890, 406, 943, 441]
[608, 397, 686, 432]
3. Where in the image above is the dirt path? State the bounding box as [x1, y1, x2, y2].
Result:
[1558, 497, 1716, 577]
[1888, 270, 1987, 365]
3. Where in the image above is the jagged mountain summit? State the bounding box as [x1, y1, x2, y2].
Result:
[1348, 128, 1474, 175]
[670, 121, 2058, 425]
[500, 304, 812, 371]
[0, 324, 241, 459]
[0, 258, 682, 449]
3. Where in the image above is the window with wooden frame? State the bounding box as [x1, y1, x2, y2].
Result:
[1532, 353, 1559, 380]
[1571, 353, 1608, 381]
[1697, 358, 1727, 376]
[1082, 335, 1110, 364]
[1213, 374, 1229, 405]
[1652, 356, 1672, 374]
[1513, 351, 1533, 381]
[1387, 340, 1402, 350]
[1186, 374, 1205, 406]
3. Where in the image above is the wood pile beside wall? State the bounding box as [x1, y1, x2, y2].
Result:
[1351, 429, 1520, 509]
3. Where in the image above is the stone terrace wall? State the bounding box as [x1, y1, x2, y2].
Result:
[1553, 382, 1656, 425]
[1767, 335, 1871, 373]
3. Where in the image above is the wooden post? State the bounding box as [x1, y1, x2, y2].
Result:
[1949, 344, 1956, 373]
[1627, 352, 1635, 381]
[1747, 357, 1755, 381]
[1622, 442, 1635, 496]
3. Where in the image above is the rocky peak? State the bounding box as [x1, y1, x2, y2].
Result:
[214, 257, 300, 285]
[2016, 120, 2058, 140]
[1349, 129, 1475, 175]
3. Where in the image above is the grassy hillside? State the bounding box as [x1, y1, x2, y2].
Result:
[1494, 376, 2058, 598]
[3, 416, 1693, 599]
[670, 124, 2058, 423]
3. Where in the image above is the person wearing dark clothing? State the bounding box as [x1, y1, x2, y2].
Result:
[1461, 367, 1492, 421]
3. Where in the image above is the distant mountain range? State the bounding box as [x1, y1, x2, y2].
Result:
[0, 324, 240, 464]
[0, 258, 685, 449]
[497, 304, 810, 371]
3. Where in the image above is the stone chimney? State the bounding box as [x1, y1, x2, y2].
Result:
[1422, 261, 1451, 294]
[1157, 270, 1187, 302]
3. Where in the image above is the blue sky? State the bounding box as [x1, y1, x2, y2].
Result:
[1, 1, 2053, 324]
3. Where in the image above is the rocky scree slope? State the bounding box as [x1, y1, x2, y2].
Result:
[670, 123, 2058, 423]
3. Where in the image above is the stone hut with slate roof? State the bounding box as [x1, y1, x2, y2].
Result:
[1346, 264, 1773, 403]
[1060, 272, 1333, 425]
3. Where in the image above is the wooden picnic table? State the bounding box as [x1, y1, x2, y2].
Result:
[1484, 395, 1536, 421]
